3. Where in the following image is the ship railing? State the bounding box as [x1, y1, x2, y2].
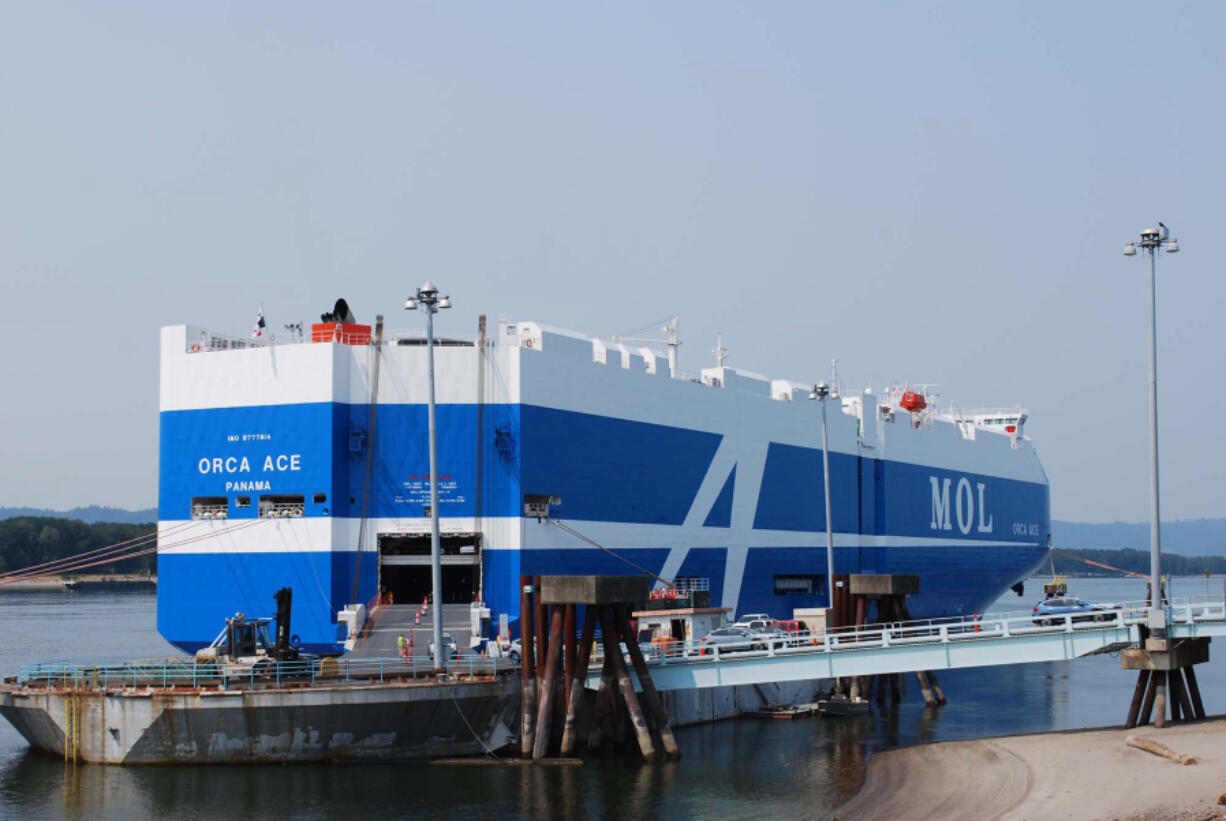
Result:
[597, 598, 1226, 666]
[185, 334, 275, 354]
[16, 655, 517, 692]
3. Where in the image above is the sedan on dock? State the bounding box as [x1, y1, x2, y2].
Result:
[1031, 597, 1114, 626]
[697, 627, 763, 655]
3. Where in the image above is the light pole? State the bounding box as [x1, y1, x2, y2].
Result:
[809, 382, 836, 611]
[406, 281, 452, 672]
[1123, 224, 1178, 637]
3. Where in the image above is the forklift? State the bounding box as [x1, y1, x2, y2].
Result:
[195, 587, 302, 678]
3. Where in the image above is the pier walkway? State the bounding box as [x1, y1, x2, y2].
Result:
[590, 598, 1226, 692]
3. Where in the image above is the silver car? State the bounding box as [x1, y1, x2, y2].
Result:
[428, 633, 459, 659]
[698, 626, 763, 655]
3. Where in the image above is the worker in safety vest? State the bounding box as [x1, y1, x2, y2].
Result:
[397, 633, 408, 662]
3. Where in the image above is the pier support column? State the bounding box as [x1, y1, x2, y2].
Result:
[1184, 665, 1206, 719]
[563, 605, 577, 711]
[599, 606, 656, 761]
[1124, 669, 1151, 729]
[532, 606, 565, 760]
[519, 576, 537, 757]
[616, 604, 680, 759]
[534, 576, 547, 684]
[560, 607, 597, 756]
[1121, 638, 1211, 728]
[1153, 671, 1168, 729]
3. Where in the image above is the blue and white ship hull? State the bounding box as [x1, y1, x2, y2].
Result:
[157, 318, 1049, 654]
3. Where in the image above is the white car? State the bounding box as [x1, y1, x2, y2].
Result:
[732, 617, 774, 633]
[487, 637, 522, 662]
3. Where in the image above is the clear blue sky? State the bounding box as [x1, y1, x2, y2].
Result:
[1, 2, 1222, 523]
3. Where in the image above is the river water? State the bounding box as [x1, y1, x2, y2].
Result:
[1, 576, 1224, 820]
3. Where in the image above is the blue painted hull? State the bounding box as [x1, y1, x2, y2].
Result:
[156, 323, 1051, 654]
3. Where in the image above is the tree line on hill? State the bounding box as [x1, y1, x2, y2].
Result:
[0, 517, 155, 577]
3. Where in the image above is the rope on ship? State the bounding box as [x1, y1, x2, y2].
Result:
[546, 519, 676, 589]
[1051, 549, 1149, 579]
[0, 517, 272, 586]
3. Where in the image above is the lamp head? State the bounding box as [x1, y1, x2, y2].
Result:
[405, 298, 418, 310]
[809, 381, 829, 400]
[437, 296, 452, 309]
[1123, 243, 1137, 256]
[1166, 239, 1179, 253]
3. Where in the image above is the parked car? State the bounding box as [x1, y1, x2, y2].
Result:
[1032, 597, 1114, 626]
[698, 626, 763, 655]
[486, 637, 521, 662]
[731, 616, 774, 633]
[429, 633, 460, 659]
[771, 619, 808, 646]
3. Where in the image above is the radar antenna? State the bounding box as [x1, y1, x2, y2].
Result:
[713, 334, 728, 368]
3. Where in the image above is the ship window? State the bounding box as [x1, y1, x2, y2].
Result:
[259, 494, 305, 518]
[313, 493, 327, 504]
[191, 497, 229, 519]
[774, 574, 823, 595]
[235, 496, 251, 508]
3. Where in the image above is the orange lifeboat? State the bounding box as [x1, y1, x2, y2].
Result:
[899, 391, 927, 412]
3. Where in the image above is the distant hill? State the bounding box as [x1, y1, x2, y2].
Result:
[0, 506, 156, 524]
[1053, 518, 1226, 557]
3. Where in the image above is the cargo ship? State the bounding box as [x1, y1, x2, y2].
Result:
[157, 301, 1050, 655]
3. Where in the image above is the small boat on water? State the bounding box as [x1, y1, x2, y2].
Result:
[818, 695, 871, 716]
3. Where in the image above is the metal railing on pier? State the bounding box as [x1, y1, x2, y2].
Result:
[588, 597, 1226, 691]
[17, 655, 516, 693]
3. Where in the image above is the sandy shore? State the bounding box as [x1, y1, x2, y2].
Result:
[0, 578, 66, 591]
[0, 574, 156, 592]
[835, 718, 1226, 820]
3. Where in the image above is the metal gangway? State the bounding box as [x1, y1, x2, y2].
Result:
[589, 598, 1226, 692]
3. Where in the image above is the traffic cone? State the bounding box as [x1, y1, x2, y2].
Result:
[415, 611, 421, 626]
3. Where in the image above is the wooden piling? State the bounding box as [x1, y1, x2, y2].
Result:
[520, 576, 538, 756]
[1153, 670, 1168, 728]
[587, 654, 614, 750]
[1178, 670, 1198, 722]
[926, 670, 946, 705]
[560, 608, 597, 756]
[1138, 671, 1158, 726]
[564, 604, 577, 710]
[1125, 669, 1151, 729]
[1184, 665, 1207, 720]
[533, 607, 566, 760]
[1168, 668, 1185, 721]
[598, 606, 656, 761]
[1170, 668, 1195, 723]
[915, 671, 936, 707]
[534, 576, 547, 683]
[615, 604, 680, 759]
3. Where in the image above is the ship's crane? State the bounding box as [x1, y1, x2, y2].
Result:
[613, 313, 681, 376]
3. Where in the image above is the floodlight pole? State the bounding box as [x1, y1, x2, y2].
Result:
[810, 382, 836, 609]
[407, 281, 452, 672]
[1124, 225, 1178, 638]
